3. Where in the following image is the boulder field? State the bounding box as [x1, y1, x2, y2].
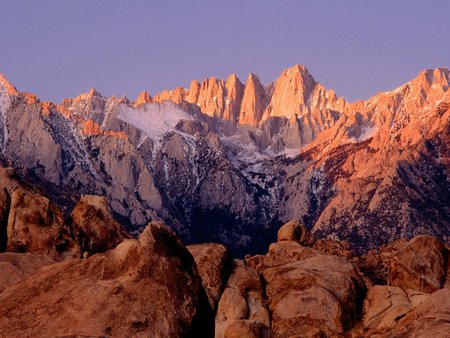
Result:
[1, 197, 449, 337]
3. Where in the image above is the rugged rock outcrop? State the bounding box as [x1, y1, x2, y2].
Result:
[70, 195, 131, 256]
[387, 236, 446, 293]
[215, 260, 270, 338]
[0, 222, 213, 337]
[134, 90, 153, 106]
[244, 235, 366, 337]
[312, 238, 354, 260]
[376, 287, 450, 338]
[0, 204, 449, 338]
[0, 168, 79, 258]
[361, 235, 447, 291]
[277, 219, 315, 245]
[0, 252, 54, 293]
[239, 72, 267, 126]
[187, 243, 231, 310]
[362, 285, 428, 331]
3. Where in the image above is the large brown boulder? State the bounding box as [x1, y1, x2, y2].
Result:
[216, 260, 270, 338]
[0, 168, 78, 258]
[245, 241, 318, 271]
[0, 222, 213, 337]
[277, 219, 315, 246]
[361, 240, 408, 285]
[247, 241, 366, 337]
[6, 188, 78, 257]
[70, 195, 131, 255]
[187, 243, 231, 310]
[362, 285, 428, 331]
[445, 254, 450, 288]
[377, 288, 450, 338]
[388, 236, 446, 293]
[0, 252, 54, 294]
[312, 238, 354, 260]
[362, 236, 448, 290]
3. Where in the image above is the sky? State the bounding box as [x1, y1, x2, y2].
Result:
[1, 0, 449, 103]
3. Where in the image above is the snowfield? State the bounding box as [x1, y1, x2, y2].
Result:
[117, 101, 193, 143]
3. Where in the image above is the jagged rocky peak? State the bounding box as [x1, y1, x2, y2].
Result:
[361, 67, 450, 110]
[153, 86, 187, 104]
[194, 76, 226, 118]
[337, 66, 450, 139]
[135, 90, 153, 106]
[263, 64, 346, 122]
[141, 64, 347, 130]
[223, 73, 244, 123]
[414, 67, 449, 89]
[263, 64, 317, 119]
[0, 73, 18, 96]
[62, 87, 105, 107]
[186, 79, 201, 103]
[239, 72, 266, 126]
[402, 67, 450, 106]
[184, 73, 245, 122]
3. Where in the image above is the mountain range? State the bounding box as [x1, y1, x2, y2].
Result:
[0, 65, 449, 255]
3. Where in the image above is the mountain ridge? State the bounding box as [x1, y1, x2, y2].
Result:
[0, 65, 448, 256]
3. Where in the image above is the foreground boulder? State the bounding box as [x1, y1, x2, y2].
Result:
[215, 260, 270, 338]
[312, 238, 354, 260]
[246, 241, 366, 337]
[277, 219, 315, 246]
[363, 285, 428, 331]
[0, 253, 54, 293]
[377, 288, 450, 338]
[187, 243, 231, 310]
[0, 168, 78, 258]
[362, 236, 447, 291]
[387, 236, 446, 293]
[0, 222, 213, 337]
[70, 195, 131, 255]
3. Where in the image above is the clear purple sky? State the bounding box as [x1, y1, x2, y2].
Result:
[1, 0, 449, 103]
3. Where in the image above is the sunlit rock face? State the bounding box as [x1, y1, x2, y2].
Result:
[0, 65, 449, 255]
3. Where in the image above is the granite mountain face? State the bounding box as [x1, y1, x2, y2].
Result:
[0, 65, 449, 255]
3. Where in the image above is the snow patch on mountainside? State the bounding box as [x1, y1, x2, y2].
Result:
[117, 101, 193, 143]
[352, 125, 378, 142]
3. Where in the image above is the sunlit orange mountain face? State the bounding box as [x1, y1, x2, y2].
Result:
[1, 64, 450, 337]
[0, 65, 449, 255]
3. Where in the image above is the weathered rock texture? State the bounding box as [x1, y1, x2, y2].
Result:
[187, 242, 231, 310]
[277, 219, 315, 245]
[0, 203, 449, 338]
[70, 195, 131, 255]
[363, 285, 428, 331]
[361, 235, 447, 292]
[0, 222, 213, 337]
[0, 168, 79, 258]
[216, 260, 270, 338]
[245, 240, 366, 337]
[387, 236, 446, 293]
[0, 252, 54, 293]
[376, 287, 450, 338]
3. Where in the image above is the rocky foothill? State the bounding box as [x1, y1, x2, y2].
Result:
[0, 183, 449, 337]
